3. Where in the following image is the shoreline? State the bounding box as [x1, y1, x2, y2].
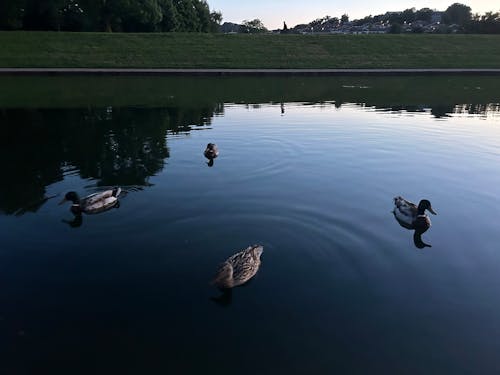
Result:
[2, 68, 500, 76]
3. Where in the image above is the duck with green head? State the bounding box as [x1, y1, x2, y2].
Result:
[59, 187, 121, 215]
[393, 196, 437, 248]
[393, 196, 437, 233]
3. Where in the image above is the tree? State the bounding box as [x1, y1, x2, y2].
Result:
[23, 0, 65, 30]
[240, 19, 267, 33]
[209, 10, 222, 32]
[0, 0, 26, 30]
[193, 0, 211, 32]
[415, 7, 433, 22]
[159, 0, 180, 31]
[174, 0, 199, 31]
[444, 3, 472, 26]
[354, 15, 373, 26]
[341, 14, 349, 24]
[467, 11, 500, 33]
[124, 0, 163, 32]
[60, 0, 85, 31]
[401, 8, 415, 23]
[389, 23, 402, 33]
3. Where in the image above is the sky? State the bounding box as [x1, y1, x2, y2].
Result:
[208, 0, 499, 29]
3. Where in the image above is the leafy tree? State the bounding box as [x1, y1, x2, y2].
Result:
[389, 23, 402, 33]
[174, 0, 199, 32]
[23, 0, 65, 30]
[240, 19, 267, 33]
[467, 11, 500, 33]
[341, 14, 349, 24]
[121, 0, 163, 32]
[354, 15, 373, 26]
[0, 0, 26, 30]
[158, 0, 179, 31]
[443, 3, 472, 26]
[415, 8, 433, 22]
[401, 8, 415, 23]
[209, 10, 222, 32]
[193, 0, 211, 32]
[309, 17, 324, 31]
[60, 0, 85, 31]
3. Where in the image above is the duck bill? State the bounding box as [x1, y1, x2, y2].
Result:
[58, 197, 68, 205]
[428, 207, 437, 215]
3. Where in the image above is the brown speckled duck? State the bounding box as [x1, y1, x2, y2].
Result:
[212, 245, 263, 289]
[204, 143, 219, 160]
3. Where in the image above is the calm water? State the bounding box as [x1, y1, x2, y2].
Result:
[1, 76, 500, 374]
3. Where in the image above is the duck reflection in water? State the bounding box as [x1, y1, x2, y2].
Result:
[204, 143, 219, 167]
[393, 196, 437, 249]
[211, 245, 263, 304]
[210, 289, 233, 307]
[59, 187, 121, 228]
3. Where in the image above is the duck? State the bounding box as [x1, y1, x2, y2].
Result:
[211, 245, 263, 289]
[204, 143, 219, 160]
[59, 187, 121, 215]
[393, 196, 437, 234]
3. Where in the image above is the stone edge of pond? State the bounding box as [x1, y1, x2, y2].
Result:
[1, 68, 500, 76]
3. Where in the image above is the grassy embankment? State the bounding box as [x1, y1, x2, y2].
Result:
[1, 31, 500, 68]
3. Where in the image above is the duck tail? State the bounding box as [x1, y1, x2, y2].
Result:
[211, 262, 233, 289]
[112, 187, 122, 197]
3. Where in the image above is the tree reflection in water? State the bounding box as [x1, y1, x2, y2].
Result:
[0, 105, 217, 215]
[1, 79, 498, 216]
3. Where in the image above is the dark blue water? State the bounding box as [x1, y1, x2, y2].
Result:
[1, 77, 500, 374]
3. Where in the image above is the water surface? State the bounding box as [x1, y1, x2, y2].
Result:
[1, 76, 500, 374]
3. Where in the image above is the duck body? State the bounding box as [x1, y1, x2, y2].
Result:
[60, 187, 121, 215]
[204, 143, 219, 159]
[212, 245, 263, 289]
[393, 196, 436, 233]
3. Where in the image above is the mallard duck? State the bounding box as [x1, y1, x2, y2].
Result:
[59, 187, 121, 215]
[204, 143, 219, 159]
[212, 245, 263, 289]
[393, 196, 437, 234]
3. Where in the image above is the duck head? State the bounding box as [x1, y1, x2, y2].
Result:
[59, 192, 83, 214]
[417, 199, 437, 215]
[204, 143, 218, 159]
[59, 191, 80, 205]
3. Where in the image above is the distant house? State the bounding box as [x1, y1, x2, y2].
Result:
[431, 11, 444, 24]
[220, 22, 241, 33]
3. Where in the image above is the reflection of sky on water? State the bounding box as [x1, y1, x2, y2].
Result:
[1, 101, 499, 216]
[2, 98, 500, 374]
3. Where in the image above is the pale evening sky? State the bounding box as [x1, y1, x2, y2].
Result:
[208, 1, 499, 29]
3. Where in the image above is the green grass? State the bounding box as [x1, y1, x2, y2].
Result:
[1, 31, 500, 68]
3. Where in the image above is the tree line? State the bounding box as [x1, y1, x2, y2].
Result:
[289, 3, 500, 34]
[353, 3, 500, 34]
[385, 3, 500, 34]
[0, 0, 223, 32]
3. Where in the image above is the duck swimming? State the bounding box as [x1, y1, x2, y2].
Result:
[59, 187, 121, 215]
[212, 245, 263, 289]
[204, 143, 219, 160]
[393, 196, 437, 234]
